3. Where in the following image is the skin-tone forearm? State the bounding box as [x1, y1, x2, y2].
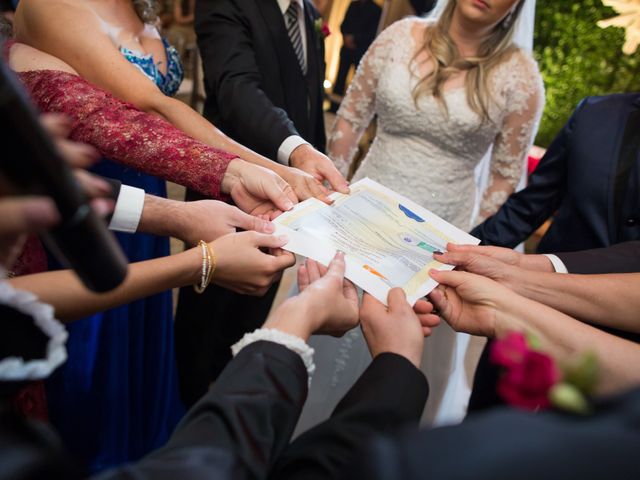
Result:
[136, 194, 184, 239]
[507, 271, 640, 333]
[9, 248, 201, 322]
[263, 301, 318, 342]
[147, 96, 288, 174]
[496, 293, 640, 396]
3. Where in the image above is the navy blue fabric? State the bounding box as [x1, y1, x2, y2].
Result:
[472, 93, 640, 253]
[45, 41, 186, 473]
[46, 162, 184, 473]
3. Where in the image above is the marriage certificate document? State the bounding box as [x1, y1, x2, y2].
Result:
[273, 178, 479, 305]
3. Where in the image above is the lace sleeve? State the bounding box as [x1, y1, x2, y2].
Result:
[478, 52, 545, 222]
[19, 71, 236, 200]
[327, 20, 407, 177]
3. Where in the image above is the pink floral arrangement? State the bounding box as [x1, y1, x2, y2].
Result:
[491, 331, 597, 414]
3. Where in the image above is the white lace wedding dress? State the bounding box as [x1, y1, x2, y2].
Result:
[294, 17, 544, 433]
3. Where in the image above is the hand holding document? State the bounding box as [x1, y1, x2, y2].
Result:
[273, 178, 479, 305]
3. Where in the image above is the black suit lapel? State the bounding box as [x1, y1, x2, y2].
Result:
[612, 100, 640, 241]
[303, 1, 322, 80]
[255, 0, 306, 81]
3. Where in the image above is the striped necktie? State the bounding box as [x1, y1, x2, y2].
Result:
[285, 1, 306, 74]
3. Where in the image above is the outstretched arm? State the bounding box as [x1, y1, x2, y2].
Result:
[470, 97, 588, 246]
[435, 245, 640, 333]
[429, 269, 640, 395]
[327, 20, 400, 176]
[476, 52, 544, 223]
[9, 230, 295, 320]
[13, 0, 323, 202]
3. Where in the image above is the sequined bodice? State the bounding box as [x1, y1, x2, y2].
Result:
[120, 37, 184, 97]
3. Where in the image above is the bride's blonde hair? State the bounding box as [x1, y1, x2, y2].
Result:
[412, 0, 525, 123]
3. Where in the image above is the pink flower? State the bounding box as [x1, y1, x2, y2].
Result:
[491, 332, 561, 411]
[321, 23, 331, 38]
[490, 331, 528, 368]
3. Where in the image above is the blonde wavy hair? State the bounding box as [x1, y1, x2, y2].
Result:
[412, 0, 525, 124]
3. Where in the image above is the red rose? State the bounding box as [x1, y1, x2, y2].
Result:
[321, 24, 331, 38]
[492, 332, 561, 411]
[490, 331, 528, 368]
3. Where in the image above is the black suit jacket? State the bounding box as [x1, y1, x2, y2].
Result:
[349, 388, 640, 480]
[195, 0, 327, 160]
[0, 344, 426, 480]
[471, 93, 640, 253]
[556, 240, 640, 274]
[340, 0, 381, 57]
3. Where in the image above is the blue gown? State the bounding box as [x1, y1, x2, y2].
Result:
[46, 39, 186, 473]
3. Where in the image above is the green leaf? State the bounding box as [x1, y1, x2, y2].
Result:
[563, 351, 599, 395]
[549, 383, 592, 415]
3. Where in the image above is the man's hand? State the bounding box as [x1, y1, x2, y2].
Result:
[264, 252, 360, 340]
[428, 269, 522, 338]
[360, 290, 440, 368]
[211, 231, 295, 296]
[289, 144, 350, 194]
[151, 199, 276, 246]
[222, 159, 298, 214]
[443, 243, 554, 272]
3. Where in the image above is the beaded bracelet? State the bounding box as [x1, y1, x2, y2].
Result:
[193, 240, 216, 294]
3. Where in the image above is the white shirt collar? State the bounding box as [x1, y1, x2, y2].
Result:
[277, 0, 304, 16]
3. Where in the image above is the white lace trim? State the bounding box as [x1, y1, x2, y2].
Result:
[0, 280, 68, 381]
[231, 328, 316, 381]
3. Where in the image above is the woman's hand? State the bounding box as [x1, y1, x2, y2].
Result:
[360, 290, 440, 368]
[428, 269, 520, 338]
[209, 231, 295, 296]
[264, 252, 359, 340]
[222, 159, 298, 214]
[160, 199, 276, 247]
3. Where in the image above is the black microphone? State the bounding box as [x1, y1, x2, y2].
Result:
[0, 60, 128, 292]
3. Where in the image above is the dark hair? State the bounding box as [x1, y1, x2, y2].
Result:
[132, 0, 159, 23]
[0, 15, 12, 43]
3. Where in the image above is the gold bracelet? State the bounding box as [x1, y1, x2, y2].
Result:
[193, 240, 215, 294]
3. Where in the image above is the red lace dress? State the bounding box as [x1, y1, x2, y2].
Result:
[18, 69, 236, 199]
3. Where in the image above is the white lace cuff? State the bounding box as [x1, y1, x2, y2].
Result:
[231, 328, 315, 380]
[0, 281, 68, 381]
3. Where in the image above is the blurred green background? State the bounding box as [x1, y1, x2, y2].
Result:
[533, 0, 640, 147]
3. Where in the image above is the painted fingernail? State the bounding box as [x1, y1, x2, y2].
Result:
[433, 250, 443, 255]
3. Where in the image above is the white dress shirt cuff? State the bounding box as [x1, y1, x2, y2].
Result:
[108, 185, 145, 233]
[543, 254, 569, 274]
[278, 135, 309, 165]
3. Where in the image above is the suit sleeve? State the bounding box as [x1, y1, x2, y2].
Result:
[269, 353, 428, 480]
[556, 241, 640, 274]
[96, 341, 308, 480]
[195, 0, 299, 160]
[470, 99, 588, 247]
[348, 391, 640, 480]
